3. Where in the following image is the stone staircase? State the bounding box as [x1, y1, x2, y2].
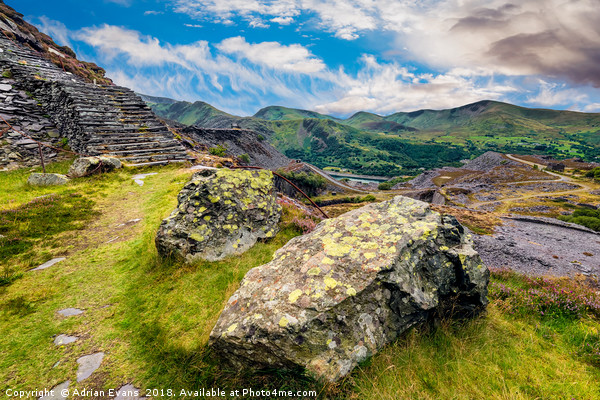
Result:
[0, 35, 190, 166]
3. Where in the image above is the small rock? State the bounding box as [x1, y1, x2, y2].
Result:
[27, 173, 69, 186]
[76, 352, 104, 382]
[68, 156, 121, 178]
[31, 257, 66, 271]
[132, 172, 157, 186]
[0, 83, 12, 91]
[57, 308, 84, 317]
[54, 334, 78, 346]
[39, 380, 70, 400]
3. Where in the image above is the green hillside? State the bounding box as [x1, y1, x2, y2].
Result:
[146, 98, 600, 175]
[254, 105, 339, 121]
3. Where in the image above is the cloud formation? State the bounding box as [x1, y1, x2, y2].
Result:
[169, 0, 600, 88]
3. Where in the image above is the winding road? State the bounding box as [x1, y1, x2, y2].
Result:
[471, 154, 594, 209]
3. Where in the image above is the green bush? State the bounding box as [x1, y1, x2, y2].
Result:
[238, 153, 250, 164]
[584, 167, 600, 181]
[209, 145, 227, 157]
[378, 176, 411, 190]
[558, 207, 600, 231]
[257, 134, 265, 141]
[276, 170, 327, 196]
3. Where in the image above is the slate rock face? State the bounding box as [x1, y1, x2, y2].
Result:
[209, 196, 489, 382]
[68, 156, 122, 178]
[27, 173, 69, 186]
[156, 169, 281, 262]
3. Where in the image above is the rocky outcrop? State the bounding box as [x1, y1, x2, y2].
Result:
[0, 10, 190, 168]
[68, 156, 121, 178]
[182, 126, 290, 170]
[156, 168, 281, 262]
[209, 196, 489, 382]
[27, 172, 68, 186]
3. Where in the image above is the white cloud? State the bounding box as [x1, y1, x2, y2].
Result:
[144, 11, 164, 16]
[526, 81, 588, 107]
[217, 36, 326, 73]
[314, 55, 518, 116]
[169, 0, 600, 88]
[583, 103, 600, 113]
[33, 17, 73, 48]
[270, 16, 294, 25]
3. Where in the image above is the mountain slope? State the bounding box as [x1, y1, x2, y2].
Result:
[254, 105, 339, 122]
[146, 97, 600, 175]
[0, 0, 111, 85]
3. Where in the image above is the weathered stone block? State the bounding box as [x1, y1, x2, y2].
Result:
[27, 172, 69, 186]
[68, 156, 122, 178]
[209, 196, 489, 382]
[156, 169, 281, 262]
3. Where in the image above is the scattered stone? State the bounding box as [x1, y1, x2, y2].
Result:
[52, 361, 60, 368]
[113, 384, 144, 400]
[209, 196, 489, 382]
[132, 172, 158, 186]
[54, 334, 78, 346]
[156, 169, 281, 262]
[68, 156, 122, 178]
[0, 83, 12, 91]
[31, 257, 66, 271]
[117, 218, 141, 227]
[57, 308, 84, 317]
[39, 380, 70, 400]
[76, 352, 105, 382]
[27, 173, 69, 186]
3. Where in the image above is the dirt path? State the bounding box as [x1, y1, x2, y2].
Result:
[471, 154, 594, 209]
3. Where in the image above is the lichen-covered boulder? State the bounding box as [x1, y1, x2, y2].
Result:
[27, 173, 69, 186]
[209, 196, 489, 382]
[155, 169, 281, 262]
[68, 156, 121, 178]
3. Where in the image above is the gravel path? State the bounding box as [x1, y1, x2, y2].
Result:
[473, 217, 600, 279]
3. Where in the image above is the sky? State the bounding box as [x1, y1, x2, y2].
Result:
[10, 0, 600, 117]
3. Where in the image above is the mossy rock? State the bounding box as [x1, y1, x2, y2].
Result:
[209, 196, 489, 381]
[156, 169, 281, 262]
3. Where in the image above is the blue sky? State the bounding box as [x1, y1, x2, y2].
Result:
[11, 0, 600, 117]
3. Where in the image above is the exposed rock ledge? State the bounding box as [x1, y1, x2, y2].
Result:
[209, 196, 489, 382]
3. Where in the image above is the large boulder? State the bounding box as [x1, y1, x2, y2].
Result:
[155, 168, 281, 262]
[27, 173, 69, 186]
[209, 196, 489, 382]
[68, 156, 121, 178]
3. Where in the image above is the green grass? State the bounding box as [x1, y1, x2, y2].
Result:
[1, 163, 600, 398]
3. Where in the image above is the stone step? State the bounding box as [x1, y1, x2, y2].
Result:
[92, 146, 186, 157]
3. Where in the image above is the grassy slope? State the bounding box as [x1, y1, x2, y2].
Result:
[254, 106, 339, 122]
[1, 163, 600, 398]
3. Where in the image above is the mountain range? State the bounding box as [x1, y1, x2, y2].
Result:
[142, 95, 600, 177]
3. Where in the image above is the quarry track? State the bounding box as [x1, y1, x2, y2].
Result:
[471, 154, 594, 209]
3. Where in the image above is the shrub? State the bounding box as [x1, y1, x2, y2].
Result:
[238, 153, 250, 164]
[291, 216, 317, 234]
[276, 170, 327, 196]
[209, 145, 227, 157]
[558, 207, 600, 231]
[490, 268, 600, 320]
[257, 134, 265, 141]
[378, 176, 411, 190]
